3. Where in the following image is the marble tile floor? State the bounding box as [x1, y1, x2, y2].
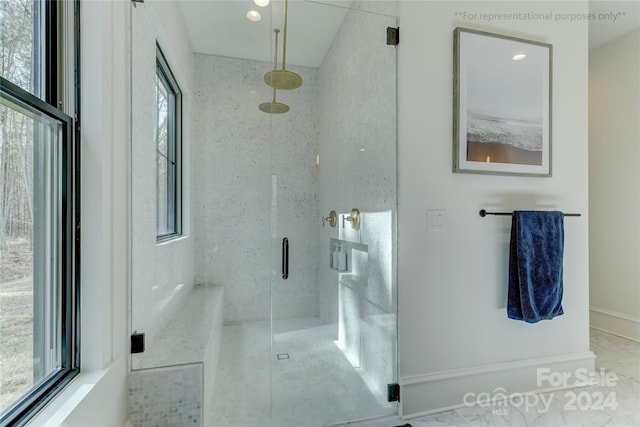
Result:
[208, 317, 395, 427]
[352, 328, 640, 427]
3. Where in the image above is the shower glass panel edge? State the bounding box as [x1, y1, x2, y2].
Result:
[269, 3, 399, 425]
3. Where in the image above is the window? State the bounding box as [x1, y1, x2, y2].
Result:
[155, 44, 182, 240]
[0, 1, 79, 425]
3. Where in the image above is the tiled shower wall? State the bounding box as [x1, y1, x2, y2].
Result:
[128, 364, 203, 427]
[318, 3, 397, 325]
[191, 54, 320, 323]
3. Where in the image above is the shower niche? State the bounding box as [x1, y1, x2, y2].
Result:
[129, 1, 398, 426]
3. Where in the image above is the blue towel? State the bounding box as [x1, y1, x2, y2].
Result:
[508, 211, 564, 323]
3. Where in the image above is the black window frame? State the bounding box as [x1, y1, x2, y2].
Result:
[155, 43, 182, 242]
[0, 0, 80, 425]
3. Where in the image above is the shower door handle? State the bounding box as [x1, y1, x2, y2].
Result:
[282, 238, 289, 280]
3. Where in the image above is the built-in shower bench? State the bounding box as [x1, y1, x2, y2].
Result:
[128, 284, 224, 427]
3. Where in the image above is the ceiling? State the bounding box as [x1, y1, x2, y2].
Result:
[177, 1, 640, 68]
[178, 0, 353, 68]
[589, 0, 640, 49]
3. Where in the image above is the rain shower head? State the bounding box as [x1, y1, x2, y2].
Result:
[263, 0, 302, 91]
[259, 98, 289, 114]
[264, 69, 302, 91]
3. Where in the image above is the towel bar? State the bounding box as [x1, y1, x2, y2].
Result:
[479, 209, 581, 217]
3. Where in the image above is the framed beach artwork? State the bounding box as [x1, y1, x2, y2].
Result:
[453, 28, 552, 176]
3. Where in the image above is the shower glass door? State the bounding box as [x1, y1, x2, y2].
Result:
[268, 3, 398, 425]
[129, 0, 397, 425]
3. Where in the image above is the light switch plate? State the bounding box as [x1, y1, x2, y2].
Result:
[427, 209, 445, 231]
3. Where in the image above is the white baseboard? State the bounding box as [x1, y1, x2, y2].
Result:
[590, 306, 640, 342]
[399, 352, 595, 417]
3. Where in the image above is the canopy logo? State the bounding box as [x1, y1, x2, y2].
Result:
[462, 368, 618, 415]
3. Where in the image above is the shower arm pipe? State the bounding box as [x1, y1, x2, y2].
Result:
[272, 28, 280, 101]
[479, 209, 581, 217]
[282, 0, 289, 70]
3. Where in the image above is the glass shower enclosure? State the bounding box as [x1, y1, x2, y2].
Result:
[267, 2, 398, 425]
[130, 1, 397, 425]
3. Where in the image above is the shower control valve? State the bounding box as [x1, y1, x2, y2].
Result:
[322, 210, 337, 228]
[342, 208, 361, 230]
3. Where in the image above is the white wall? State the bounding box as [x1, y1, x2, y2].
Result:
[192, 55, 320, 323]
[589, 28, 640, 341]
[398, 0, 593, 416]
[130, 0, 196, 367]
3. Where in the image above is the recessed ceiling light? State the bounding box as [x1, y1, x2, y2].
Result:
[512, 53, 527, 61]
[246, 10, 261, 22]
[254, 0, 270, 7]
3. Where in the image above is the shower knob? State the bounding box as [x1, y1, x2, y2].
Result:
[322, 210, 337, 228]
[342, 208, 361, 230]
